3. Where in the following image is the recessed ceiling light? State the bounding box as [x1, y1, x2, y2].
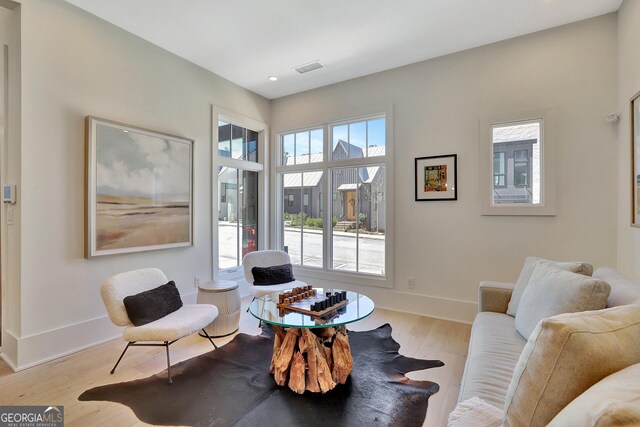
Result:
[268, 76, 278, 81]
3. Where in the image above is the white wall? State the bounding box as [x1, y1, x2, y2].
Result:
[272, 14, 618, 322]
[4, 0, 270, 369]
[0, 0, 22, 367]
[616, 1, 640, 276]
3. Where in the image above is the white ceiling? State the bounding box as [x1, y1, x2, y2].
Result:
[64, 0, 622, 100]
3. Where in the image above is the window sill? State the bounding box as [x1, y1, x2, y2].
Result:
[293, 265, 392, 289]
[481, 203, 555, 216]
[218, 267, 245, 281]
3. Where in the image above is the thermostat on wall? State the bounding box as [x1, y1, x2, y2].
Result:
[3, 184, 16, 204]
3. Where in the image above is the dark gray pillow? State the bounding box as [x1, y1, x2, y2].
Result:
[123, 281, 183, 326]
[252, 264, 295, 286]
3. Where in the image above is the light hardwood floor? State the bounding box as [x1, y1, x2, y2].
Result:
[0, 300, 471, 427]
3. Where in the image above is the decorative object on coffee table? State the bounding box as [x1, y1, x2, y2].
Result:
[79, 323, 444, 426]
[196, 280, 240, 337]
[250, 288, 375, 393]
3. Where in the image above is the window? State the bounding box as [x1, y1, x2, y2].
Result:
[277, 115, 389, 282]
[480, 111, 555, 216]
[491, 120, 540, 205]
[217, 167, 258, 269]
[218, 121, 258, 162]
[214, 109, 265, 278]
[282, 129, 323, 165]
[513, 150, 529, 187]
[493, 152, 506, 187]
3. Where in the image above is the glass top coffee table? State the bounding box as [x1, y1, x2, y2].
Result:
[249, 287, 375, 394]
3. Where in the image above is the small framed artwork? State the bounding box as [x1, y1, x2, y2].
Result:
[86, 116, 194, 257]
[632, 91, 640, 227]
[415, 154, 457, 201]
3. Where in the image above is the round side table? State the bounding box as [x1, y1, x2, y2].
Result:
[197, 280, 240, 338]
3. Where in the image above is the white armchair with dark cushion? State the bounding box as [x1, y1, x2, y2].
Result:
[100, 268, 219, 384]
[242, 250, 307, 299]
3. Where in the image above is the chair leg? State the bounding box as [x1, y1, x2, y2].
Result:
[165, 341, 172, 385]
[201, 329, 218, 349]
[110, 342, 133, 374]
[246, 297, 256, 312]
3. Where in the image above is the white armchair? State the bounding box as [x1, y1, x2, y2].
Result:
[100, 268, 219, 384]
[242, 250, 307, 298]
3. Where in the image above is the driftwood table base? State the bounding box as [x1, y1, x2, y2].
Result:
[270, 325, 353, 394]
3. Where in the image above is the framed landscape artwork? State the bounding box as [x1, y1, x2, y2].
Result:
[632, 91, 640, 227]
[86, 116, 194, 257]
[415, 154, 457, 201]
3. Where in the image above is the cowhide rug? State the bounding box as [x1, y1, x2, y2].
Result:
[79, 324, 443, 426]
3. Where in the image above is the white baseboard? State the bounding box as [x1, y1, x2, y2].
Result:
[0, 329, 18, 370]
[6, 290, 201, 372]
[14, 315, 121, 370]
[295, 273, 477, 324]
[363, 290, 475, 324]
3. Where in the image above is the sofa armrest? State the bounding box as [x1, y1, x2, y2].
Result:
[478, 281, 515, 313]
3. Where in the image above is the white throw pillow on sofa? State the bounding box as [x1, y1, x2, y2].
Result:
[506, 256, 593, 317]
[548, 363, 640, 427]
[514, 261, 610, 340]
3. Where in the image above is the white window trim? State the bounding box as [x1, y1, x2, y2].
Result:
[480, 108, 556, 216]
[212, 105, 268, 281]
[272, 106, 394, 289]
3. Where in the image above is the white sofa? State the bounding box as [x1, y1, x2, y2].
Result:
[457, 267, 640, 421]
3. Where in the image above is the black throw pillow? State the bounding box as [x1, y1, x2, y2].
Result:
[252, 264, 295, 286]
[123, 281, 183, 326]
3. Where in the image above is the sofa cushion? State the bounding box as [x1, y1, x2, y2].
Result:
[548, 363, 640, 427]
[514, 261, 610, 339]
[507, 256, 593, 316]
[123, 281, 183, 326]
[593, 267, 640, 307]
[503, 305, 640, 427]
[458, 312, 526, 409]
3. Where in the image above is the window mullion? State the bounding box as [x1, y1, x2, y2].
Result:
[236, 169, 241, 266]
[299, 175, 304, 266]
[355, 170, 360, 272]
[323, 124, 330, 272]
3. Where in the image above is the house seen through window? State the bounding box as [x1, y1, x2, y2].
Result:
[491, 120, 541, 205]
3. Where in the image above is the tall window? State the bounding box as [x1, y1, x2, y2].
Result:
[215, 117, 264, 275]
[277, 116, 388, 279]
[491, 120, 541, 205]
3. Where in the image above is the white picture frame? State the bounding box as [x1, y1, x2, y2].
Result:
[85, 116, 194, 257]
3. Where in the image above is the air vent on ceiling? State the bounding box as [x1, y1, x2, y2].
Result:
[293, 61, 324, 74]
